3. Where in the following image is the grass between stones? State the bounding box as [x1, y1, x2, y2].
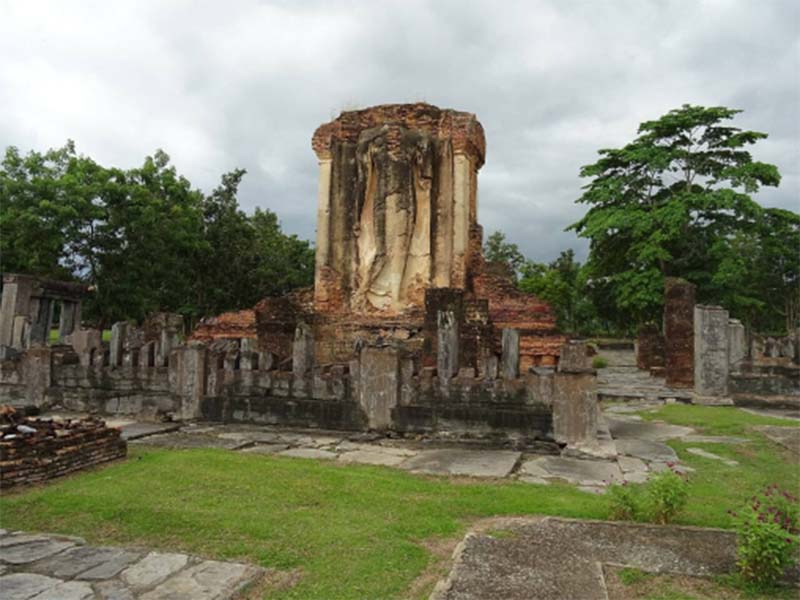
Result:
[0, 405, 797, 599]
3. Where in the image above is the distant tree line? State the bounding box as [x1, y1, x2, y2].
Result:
[0, 142, 314, 328]
[486, 105, 799, 337]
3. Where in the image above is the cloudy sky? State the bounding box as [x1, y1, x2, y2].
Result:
[2, 0, 798, 262]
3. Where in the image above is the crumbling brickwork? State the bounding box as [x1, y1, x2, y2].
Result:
[637, 324, 665, 371]
[664, 278, 695, 388]
[0, 408, 126, 489]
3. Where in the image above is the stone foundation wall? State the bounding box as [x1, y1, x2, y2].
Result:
[0, 414, 127, 489]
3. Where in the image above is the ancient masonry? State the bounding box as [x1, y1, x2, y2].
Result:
[0, 103, 597, 448]
[637, 278, 799, 404]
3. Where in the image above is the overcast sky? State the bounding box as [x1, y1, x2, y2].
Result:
[2, 0, 798, 262]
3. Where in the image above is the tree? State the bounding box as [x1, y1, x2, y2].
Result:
[484, 230, 525, 277]
[518, 249, 602, 334]
[568, 104, 782, 325]
[1, 142, 315, 327]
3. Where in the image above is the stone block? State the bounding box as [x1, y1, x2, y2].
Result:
[727, 319, 746, 367]
[67, 328, 102, 366]
[174, 342, 206, 419]
[58, 301, 80, 341]
[558, 340, 589, 371]
[694, 305, 729, 397]
[501, 328, 520, 379]
[292, 323, 314, 376]
[437, 310, 459, 385]
[110, 321, 128, 367]
[477, 348, 498, 380]
[551, 370, 597, 445]
[358, 345, 399, 430]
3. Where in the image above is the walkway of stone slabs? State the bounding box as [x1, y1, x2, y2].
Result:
[0, 529, 264, 600]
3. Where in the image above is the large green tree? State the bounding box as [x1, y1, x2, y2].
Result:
[568, 104, 787, 327]
[0, 142, 314, 327]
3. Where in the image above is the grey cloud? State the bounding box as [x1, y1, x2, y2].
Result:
[1, 0, 797, 264]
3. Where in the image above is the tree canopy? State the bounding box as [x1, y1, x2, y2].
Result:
[568, 104, 795, 332]
[0, 142, 314, 327]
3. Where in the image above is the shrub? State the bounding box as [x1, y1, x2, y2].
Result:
[592, 356, 608, 369]
[733, 485, 799, 588]
[646, 468, 689, 524]
[608, 481, 640, 521]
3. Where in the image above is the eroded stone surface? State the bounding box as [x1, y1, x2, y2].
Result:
[523, 456, 624, 486]
[0, 536, 76, 564]
[120, 552, 189, 590]
[0, 572, 60, 600]
[400, 449, 521, 478]
[139, 560, 257, 600]
[606, 417, 694, 441]
[615, 439, 678, 463]
[686, 447, 739, 467]
[278, 448, 338, 460]
[338, 449, 411, 467]
[431, 517, 740, 600]
[1, 534, 263, 600]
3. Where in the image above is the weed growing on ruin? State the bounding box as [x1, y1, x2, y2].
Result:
[732, 484, 799, 589]
[608, 481, 640, 521]
[608, 466, 688, 524]
[647, 468, 689, 525]
[591, 356, 608, 369]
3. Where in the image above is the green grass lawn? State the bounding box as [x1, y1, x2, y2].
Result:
[1, 405, 797, 599]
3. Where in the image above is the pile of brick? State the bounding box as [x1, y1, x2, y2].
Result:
[0, 406, 126, 489]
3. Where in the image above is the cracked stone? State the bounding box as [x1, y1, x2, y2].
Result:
[0, 537, 76, 564]
[400, 450, 521, 478]
[278, 448, 338, 460]
[686, 447, 739, 466]
[0, 573, 60, 600]
[93, 580, 136, 600]
[120, 552, 189, 590]
[617, 456, 648, 473]
[139, 560, 260, 600]
[241, 443, 290, 454]
[30, 580, 94, 600]
[338, 450, 409, 466]
[76, 550, 141, 580]
[615, 439, 678, 463]
[527, 456, 624, 487]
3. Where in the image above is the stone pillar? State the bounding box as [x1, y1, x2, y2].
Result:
[501, 328, 520, 379]
[0, 275, 33, 347]
[68, 328, 102, 366]
[558, 340, 588, 371]
[57, 301, 80, 342]
[694, 305, 730, 397]
[358, 345, 399, 430]
[451, 154, 472, 288]
[22, 346, 53, 408]
[314, 158, 333, 276]
[158, 328, 179, 367]
[292, 323, 314, 377]
[139, 341, 156, 368]
[109, 321, 128, 367]
[552, 369, 598, 445]
[437, 310, 459, 385]
[664, 278, 695, 388]
[727, 319, 747, 368]
[175, 341, 206, 420]
[477, 347, 498, 380]
[28, 297, 53, 346]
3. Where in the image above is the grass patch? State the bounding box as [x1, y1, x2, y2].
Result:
[1, 404, 796, 598]
[0, 448, 606, 599]
[618, 566, 654, 585]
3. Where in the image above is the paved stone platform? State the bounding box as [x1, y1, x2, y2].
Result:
[431, 517, 740, 600]
[0, 530, 264, 599]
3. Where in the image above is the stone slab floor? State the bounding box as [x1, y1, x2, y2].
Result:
[430, 517, 740, 600]
[0, 530, 264, 600]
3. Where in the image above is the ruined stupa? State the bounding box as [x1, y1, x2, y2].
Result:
[195, 103, 564, 371]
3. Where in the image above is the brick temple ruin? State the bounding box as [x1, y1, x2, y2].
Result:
[0, 104, 598, 450]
